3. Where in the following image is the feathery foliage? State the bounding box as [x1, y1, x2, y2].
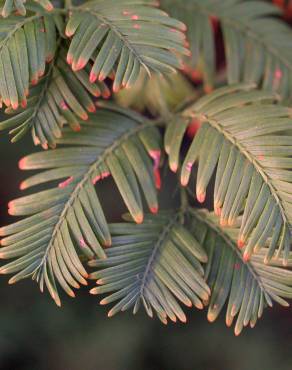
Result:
[166, 84, 292, 263]
[189, 208, 292, 335]
[0, 107, 161, 305]
[1, 0, 292, 336]
[0, 3, 61, 109]
[65, 0, 189, 92]
[89, 211, 209, 322]
[89, 207, 292, 333]
[0, 46, 110, 147]
[161, 0, 292, 98]
[1, 0, 54, 18]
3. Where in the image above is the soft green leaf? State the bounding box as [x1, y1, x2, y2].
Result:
[0, 106, 161, 305]
[165, 84, 292, 264]
[189, 208, 292, 335]
[89, 211, 209, 323]
[65, 0, 189, 92]
[114, 69, 195, 116]
[161, 0, 292, 98]
[0, 46, 110, 148]
[0, 0, 54, 17]
[0, 2, 60, 108]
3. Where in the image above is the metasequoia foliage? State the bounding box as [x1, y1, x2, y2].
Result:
[0, 0, 292, 336]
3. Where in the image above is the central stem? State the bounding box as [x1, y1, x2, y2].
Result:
[64, 0, 72, 9]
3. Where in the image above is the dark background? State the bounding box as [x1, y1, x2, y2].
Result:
[0, 134, 292, 370]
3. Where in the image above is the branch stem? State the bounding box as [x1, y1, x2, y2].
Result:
[64, 0, 72, 9]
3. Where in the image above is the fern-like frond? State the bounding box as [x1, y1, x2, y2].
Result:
[89, 211, 209, 323]
[165, 84, 292, 264]
[0, 4, 60, 109]
[0, 2, 62, 109]
[0, 107, 161, 305]
[115, 69, 195, 116]
[161, 0, 292, 97]
[65, 0, 189, 92]
[189, 208, 292, 335]
[1, 0, 53, 17]
[0, 46, 110, 148]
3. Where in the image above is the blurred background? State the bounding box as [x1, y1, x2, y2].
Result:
[1, 133, 292, 370]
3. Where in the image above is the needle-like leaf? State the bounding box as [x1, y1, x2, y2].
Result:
[89, 211, 209, 323]
[190, 208, 292, 335]
[0, 106, 162, 305]
[166, 84, 292, 264]
[65, 0, 189, 92]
